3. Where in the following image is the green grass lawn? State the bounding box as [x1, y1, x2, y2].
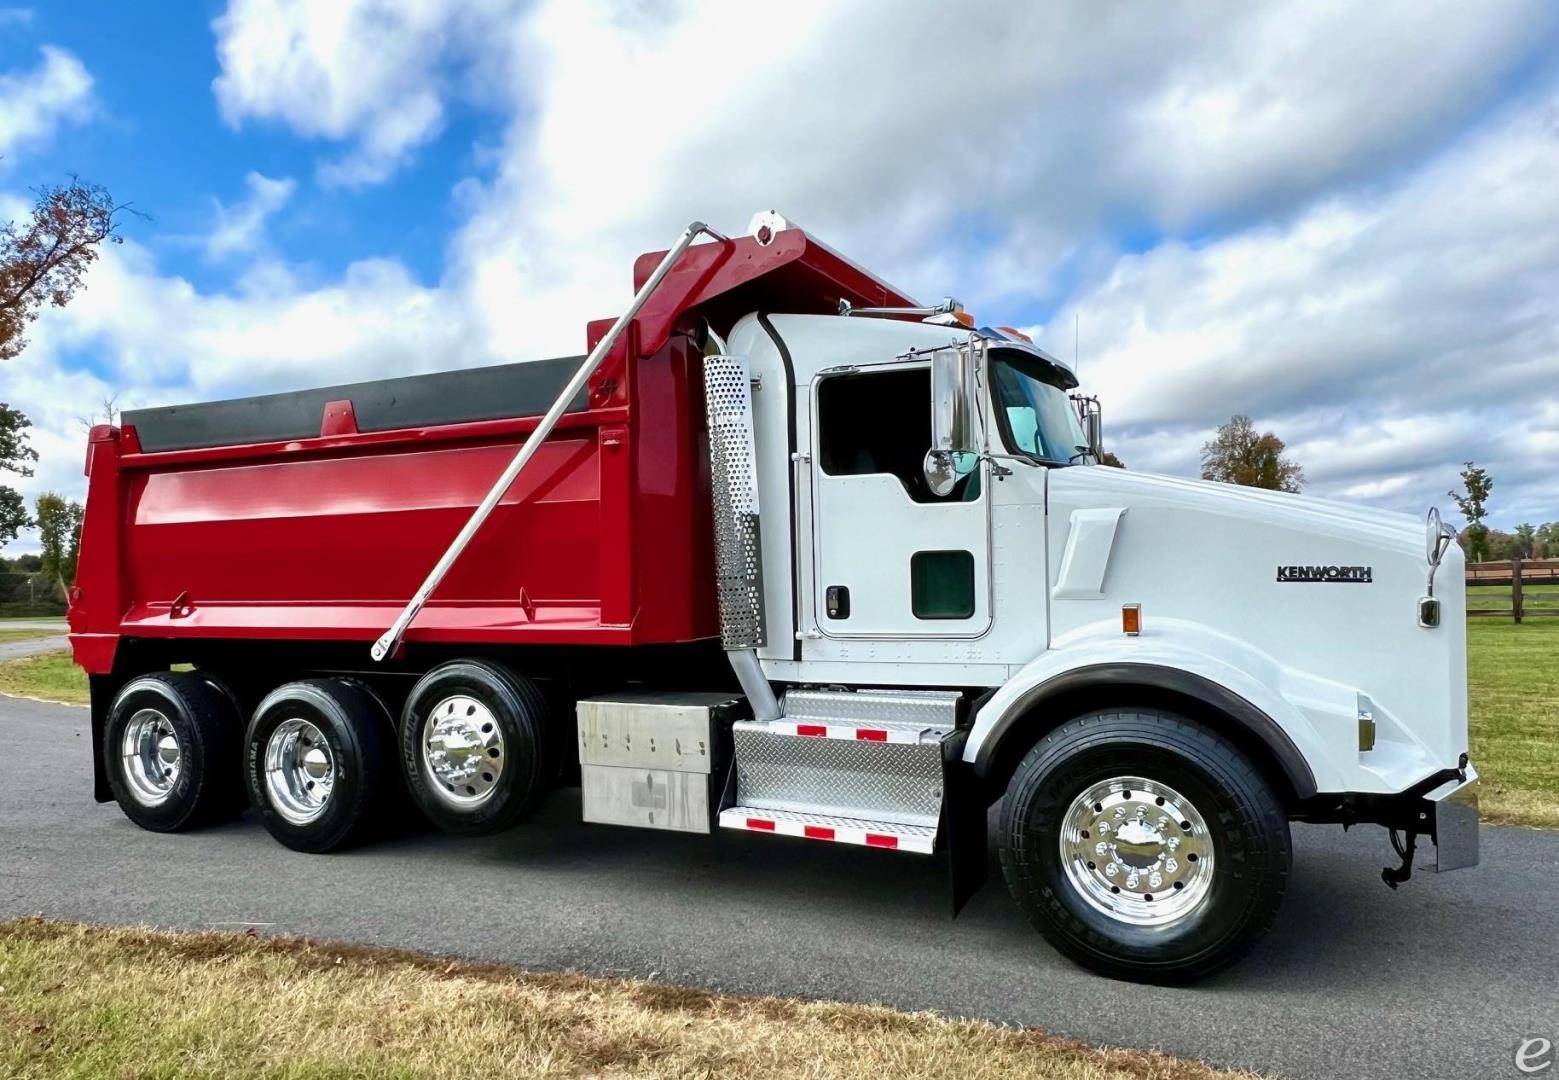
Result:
[0, 651, 88, 705]
[1467, 618, 1559, 828]
[1467, 581, 1559, 612]
[1, 622, 1555, 827]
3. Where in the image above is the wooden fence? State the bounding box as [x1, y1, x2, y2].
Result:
[1465, 559, 1559, 622]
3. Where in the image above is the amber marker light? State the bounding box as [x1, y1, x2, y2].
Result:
[1122, 604, 1142, 636]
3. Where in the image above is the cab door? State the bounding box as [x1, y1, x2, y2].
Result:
[808, 359, 992, 639]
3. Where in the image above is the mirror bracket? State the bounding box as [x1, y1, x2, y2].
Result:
[924, 338, 982, 493]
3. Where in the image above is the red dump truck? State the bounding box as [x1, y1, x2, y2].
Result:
[70, 213, 1477, 983]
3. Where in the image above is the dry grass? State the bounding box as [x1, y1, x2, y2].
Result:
[0, 919, 1260, 1080]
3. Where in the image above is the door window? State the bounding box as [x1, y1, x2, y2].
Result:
[816, 368, 978, 503]
[910, 550, 976, 619]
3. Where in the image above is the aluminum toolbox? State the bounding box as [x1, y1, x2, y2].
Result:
[577, 692, 741, 834]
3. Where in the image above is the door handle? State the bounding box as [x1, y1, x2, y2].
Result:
[826, 586, 851, 620]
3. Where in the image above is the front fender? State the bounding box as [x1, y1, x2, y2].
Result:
[965, 618, 1351, 797]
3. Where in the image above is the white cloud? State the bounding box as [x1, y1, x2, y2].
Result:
[205, 171, 297, 258]
[8, 0, 1559, 564]
[0, 46, 92, 162]
[1036, 89, 1559, 526]
[211, 0, 523, 187]
[1, 236, 471, 552]
[25, 240, 469, 403]
[440, 0, 1556, 354]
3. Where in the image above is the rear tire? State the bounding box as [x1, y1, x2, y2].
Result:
[400, 659, 551, 835]
[103, 672, 243, 832]
[244, 679, 392, 853]
[998, 708, 1290, 984]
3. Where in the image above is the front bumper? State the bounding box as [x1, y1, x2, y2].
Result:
[1424, 763, 1479, 872]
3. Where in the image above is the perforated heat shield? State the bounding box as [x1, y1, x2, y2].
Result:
[703, 354, 766, 649]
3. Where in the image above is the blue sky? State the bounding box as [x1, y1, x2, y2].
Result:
[3, 1, 1559, 555]
[2, 3, 482, 290]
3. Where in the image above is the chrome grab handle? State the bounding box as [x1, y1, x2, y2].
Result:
[372, 220, 727, 662]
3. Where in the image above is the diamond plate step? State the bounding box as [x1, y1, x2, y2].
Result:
[782, 688, 959, 732]
[731, 719, 948, 827]
[742, 718, 945, 745]
[719, 806, 936, 854]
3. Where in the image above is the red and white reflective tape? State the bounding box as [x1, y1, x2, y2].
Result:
[718, 808, 935, 854]
[762, 720, 923, 744]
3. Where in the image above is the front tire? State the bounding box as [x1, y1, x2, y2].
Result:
[998, 708, 1291, 983]
[400, 659, 551, 835]
[244, 679, 392, 853]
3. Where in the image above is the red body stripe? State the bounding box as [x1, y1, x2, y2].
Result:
[796, 724, 827, 737]
[803, 825, 835, 840]
[747, 817, 776, 831]
[855, 728, 887, 742]
[865, 833, 899, 849]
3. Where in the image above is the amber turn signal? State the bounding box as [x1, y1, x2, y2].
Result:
[1122, 604, 1142, 636]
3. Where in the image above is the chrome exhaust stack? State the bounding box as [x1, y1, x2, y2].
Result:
[702, 351, 781, 722]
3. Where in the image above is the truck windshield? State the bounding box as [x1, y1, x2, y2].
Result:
[989, 350, 1090, 465]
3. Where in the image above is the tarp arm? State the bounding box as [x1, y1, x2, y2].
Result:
[371, 220, 728, 662]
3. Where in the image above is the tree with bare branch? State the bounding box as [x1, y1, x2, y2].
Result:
[1, 179, 131, 361]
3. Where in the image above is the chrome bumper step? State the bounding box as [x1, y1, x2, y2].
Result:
[718, 806, 937, 854]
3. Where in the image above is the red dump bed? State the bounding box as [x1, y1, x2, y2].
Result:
[68, 227, 915, 674]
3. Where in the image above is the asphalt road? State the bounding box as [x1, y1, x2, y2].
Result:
[2, 692, 1554, 1080]
[0, 634, 69, 663]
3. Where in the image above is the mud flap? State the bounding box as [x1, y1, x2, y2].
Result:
[88, 674, 125, 803]
[942, 730, 988, 916]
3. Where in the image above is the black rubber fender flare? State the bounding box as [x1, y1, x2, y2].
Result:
[968, 662, 1318, 801]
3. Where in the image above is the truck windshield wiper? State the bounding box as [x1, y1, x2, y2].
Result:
[1067, 446, 1092, 464]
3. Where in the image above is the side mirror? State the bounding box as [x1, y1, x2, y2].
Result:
[1072, 394, 1103, 460]
[1424, 506, 1456, 598]
[925, 344, 978, 494]
[922, 450, 979, 497]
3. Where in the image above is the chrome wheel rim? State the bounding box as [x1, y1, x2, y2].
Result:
[1059, 775, 1215, 928]
[264, 718, 335, 825]
[121, 708, 181, 807]
[422, 695, 505, 809]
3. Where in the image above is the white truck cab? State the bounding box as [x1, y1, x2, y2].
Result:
[711, 303, 1476, 981]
